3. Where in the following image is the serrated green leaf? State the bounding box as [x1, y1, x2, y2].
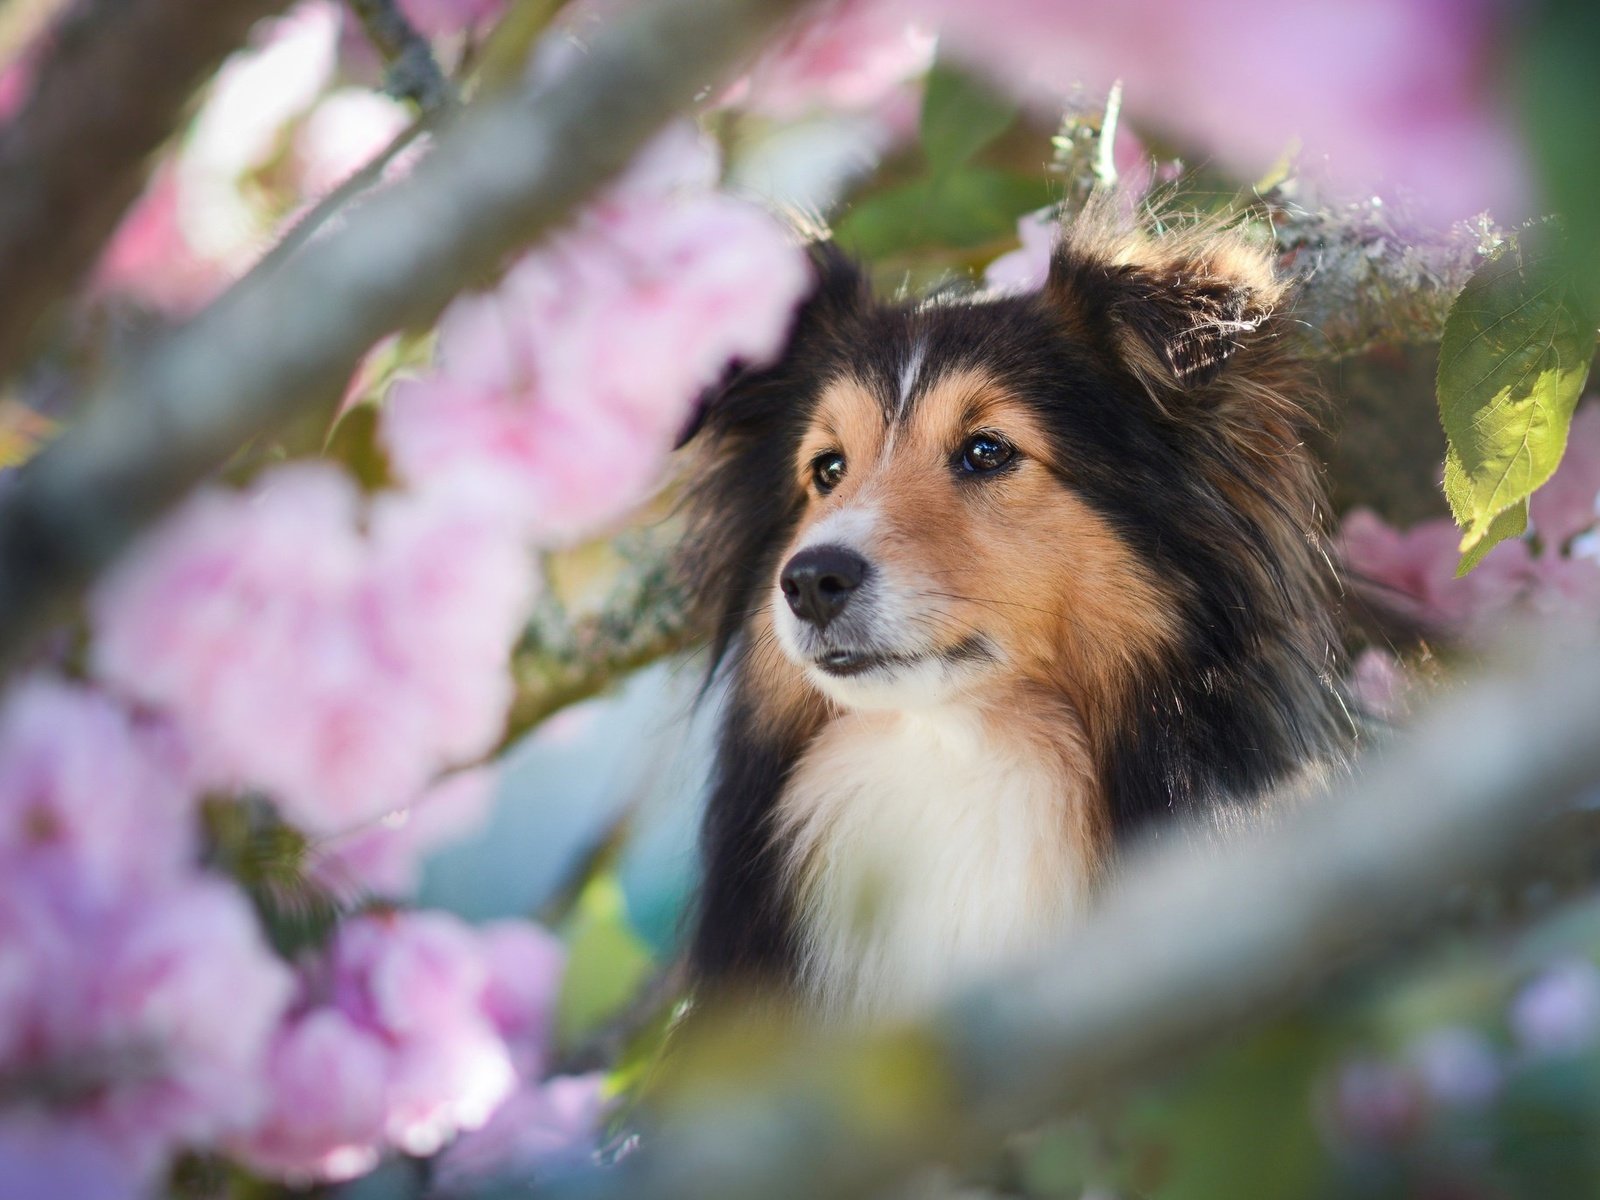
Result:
[1437, 232, 1596, 572]
[920, 63, 1017, 176]
[835, 168, 1053, 261]
[555, 873, 654, 1049]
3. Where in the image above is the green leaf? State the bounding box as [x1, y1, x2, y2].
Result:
[920, 63, 1017, 176]
[835, 167, 1054, 261]
[1517, 0, 1600, 316]
[554, 872, 654, 1049]
[1437, 231, 1597, 572]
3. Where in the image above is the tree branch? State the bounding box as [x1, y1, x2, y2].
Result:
[503, 527, 699, 750]
[492, 637, 1600, 1200]
[0, 0, 296, 383]
[0, 0, 813, 669]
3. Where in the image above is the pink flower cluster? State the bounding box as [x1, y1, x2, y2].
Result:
[233, 909, 600, 1185]
[1341, 401, 1600, 714]
[0, 678, 293, 1199]
[748, 0, 1519, 225]
[89, 463, 536, 837]
[381, 123, 812, 542]
[722, 0, 934, 118]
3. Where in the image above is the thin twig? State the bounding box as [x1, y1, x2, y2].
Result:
[345, 0, 457, 113]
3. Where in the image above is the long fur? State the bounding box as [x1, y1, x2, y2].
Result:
[678, 206, 1355, 1017]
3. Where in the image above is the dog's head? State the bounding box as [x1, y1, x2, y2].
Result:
[681, 210, 1323, 733]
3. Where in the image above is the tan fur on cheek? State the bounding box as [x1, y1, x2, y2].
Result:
[743, 606, 832, 746]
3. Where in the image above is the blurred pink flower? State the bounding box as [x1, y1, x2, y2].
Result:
[90, 464, 536, 834]
[1530, 400, 1600, 550]
[478, 919, 566, 1077]
[435, 1073, 609, 1191]
[228, 1009, 389, 1182]
[896, 0, 1526, 224]
[329, 911, 516, 1155]
[239, 910, 563, 1182]
[92, 165, 231, 315]
[1338, 507, 1530, 633]
[293, 88, 411, 199]
[382, 125, 810, 541]
[392, 0, 506, 34]
[0, 677, 194, 903]
[1347, 649, 1412, 722]
[0, 877, 292, 1193]
[309, 767, 497, 901]
[722, 0, 934, 118]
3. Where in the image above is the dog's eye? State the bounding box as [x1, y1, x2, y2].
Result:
[958, 433, 1016, 474]
[811, 451, 847, 494]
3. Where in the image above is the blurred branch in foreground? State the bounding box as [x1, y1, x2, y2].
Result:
[475, 635, 1600, 1200]
[0, 0, 813, 670]
[0, 0, 296, 382]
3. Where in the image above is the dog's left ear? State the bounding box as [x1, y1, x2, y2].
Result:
[1043, 213, 1286, 402]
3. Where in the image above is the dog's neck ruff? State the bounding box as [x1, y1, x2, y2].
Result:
[775, 702, 1094, 1021]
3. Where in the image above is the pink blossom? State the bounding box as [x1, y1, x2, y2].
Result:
[92, 166, 230, 315]
[328, 912, 516, 1155]
[0, 677, 194, 903]
[382, 127, 810, 542]
[228, 1009, 389, 1183]
[435, 1074, 609, 1191]
[1338, 507, 1530, 633]
[1530, 400, 1600, 550]
[1348, 649, 1412, 722]
[90, 464, 536, 835]
[309, 767, 497, 901]
[895, 0, 1526, 224]
[239, 910, 555, 1182]
[0, 878, 292, 1192]
[984, 208, 1060, 293]
[723, 0, 934, 118]
[478, 920, 566, 1077]
[293, 88, 411, 199]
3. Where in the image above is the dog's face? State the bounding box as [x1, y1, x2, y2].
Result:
[685, 215, 1315, 733]
[771, 359, 1169, 711]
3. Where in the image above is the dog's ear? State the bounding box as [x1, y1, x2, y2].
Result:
[1043, 209, 1286, 402]
[675, 243, 869, 447]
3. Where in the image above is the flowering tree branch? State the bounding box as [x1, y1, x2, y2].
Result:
[494, 636, 1600, 1200]
[0, 0, 814, 670]
[0, 0, 296, 383]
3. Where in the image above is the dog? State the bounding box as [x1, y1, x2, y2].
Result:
[678, 206, 1355, 1021]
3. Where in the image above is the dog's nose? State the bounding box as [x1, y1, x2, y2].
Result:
[780, 545, 868, 629]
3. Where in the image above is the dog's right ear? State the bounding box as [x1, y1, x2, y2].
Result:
[674, 242, 869, 448]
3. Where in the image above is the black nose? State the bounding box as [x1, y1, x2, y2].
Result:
[780, 545, 868, 629]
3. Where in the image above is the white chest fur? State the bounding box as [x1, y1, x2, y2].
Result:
[776, 705, 1094, 1021]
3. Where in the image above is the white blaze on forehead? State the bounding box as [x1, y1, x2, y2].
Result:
[896, 337, 927, 420]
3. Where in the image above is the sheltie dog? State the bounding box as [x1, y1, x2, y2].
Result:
[678, 207, 1355, 1021]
